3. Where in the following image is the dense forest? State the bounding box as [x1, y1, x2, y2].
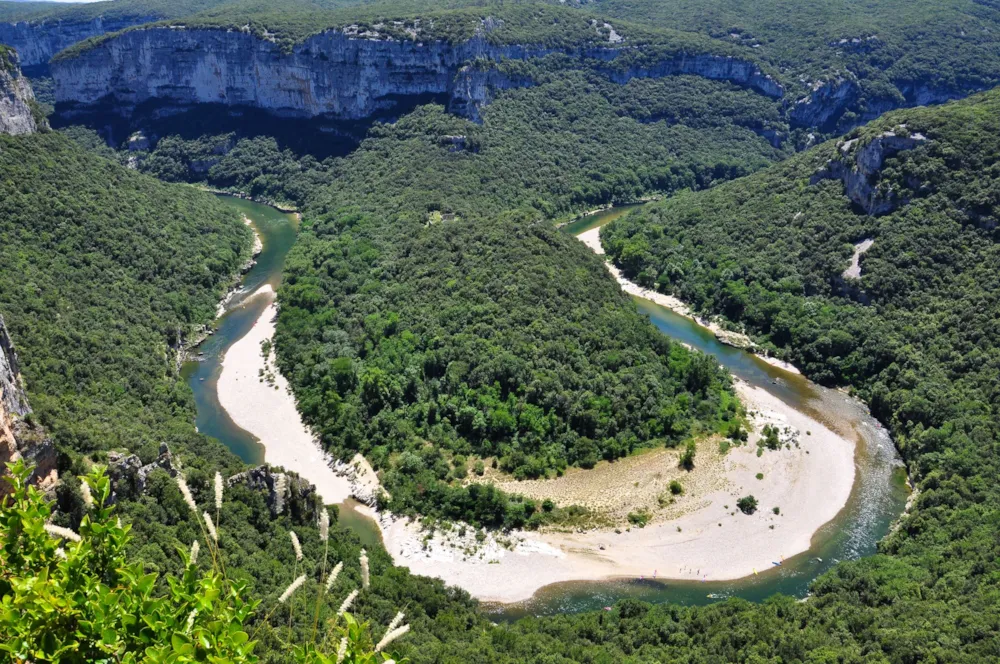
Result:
[277, 206, 737, 528]
[129, 69, 783, 216]
[0, 132, 249, 461]
[0, 130, 506, 663]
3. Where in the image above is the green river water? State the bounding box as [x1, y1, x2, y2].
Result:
[187, 199, 908, 620]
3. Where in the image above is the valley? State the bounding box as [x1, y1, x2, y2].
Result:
[1, 1, 999, 661]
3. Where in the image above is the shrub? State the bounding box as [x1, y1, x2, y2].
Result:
[679, 440, 697, 469]
[627, 510, 652, 528]
[737, 495, 758, 515]
[0, 461, 408, 664]
[669, 480, 684, 495]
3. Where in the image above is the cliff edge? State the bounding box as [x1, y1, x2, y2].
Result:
[0, 45, 40, 135]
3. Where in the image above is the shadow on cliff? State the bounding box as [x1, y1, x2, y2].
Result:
[51, 93, 449, 161]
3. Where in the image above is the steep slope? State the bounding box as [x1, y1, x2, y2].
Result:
[0, 132, 251, 460]
[0, 313, 55, 493]
[0, 45, 38, 134]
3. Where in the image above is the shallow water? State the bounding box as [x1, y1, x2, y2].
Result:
[182, 196, 385, 541]
[488, 298, 907, 619]
[181, 197, 298, 464]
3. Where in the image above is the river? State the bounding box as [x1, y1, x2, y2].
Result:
[186, 198, 907, 620]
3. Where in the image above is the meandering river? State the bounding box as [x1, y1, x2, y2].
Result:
[187, 198, 907, 619]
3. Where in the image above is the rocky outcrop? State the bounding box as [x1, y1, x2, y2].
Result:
[790, 75, 975, 132]
[0, 314, 57, 494]
[0, 47, 39, 135]
[228, 465, 321, 519]
[790, 77, 860, 129]
[107, 442, 176, 503]
[0, 16, 153, 66]
[52, 26, 783, 122]
[811, 128, 928, 215]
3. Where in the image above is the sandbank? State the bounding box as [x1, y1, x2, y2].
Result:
[217, 296, 352, 504]
[375, 379, 855, 603]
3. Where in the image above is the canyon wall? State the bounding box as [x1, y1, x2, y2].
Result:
[0, 48, 39, 135]
[812, 128, 928, 215]
[51, 26, 784, 121]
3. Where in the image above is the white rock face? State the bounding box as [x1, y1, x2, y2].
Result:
[0, 51, 38, 136]
[52, 27, 784, 121]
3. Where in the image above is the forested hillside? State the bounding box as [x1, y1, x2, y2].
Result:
[0, 130, 510, 664]
[0, 132, 248, 461]
[584, 0, 1000, 133]
[599, 89, 1000, 659]
[120, 76, 773, 527]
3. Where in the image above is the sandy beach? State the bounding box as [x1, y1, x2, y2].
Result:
[217, 293, 353, 505]
[578, 227, 801, 375]
[375, 379, 856, 603]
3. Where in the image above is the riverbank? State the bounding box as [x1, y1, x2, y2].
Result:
[578, 227, 800, 375]
[196, 186, 299, 214]
[374, 379, 855, 604]
[216, 295, 353, 504]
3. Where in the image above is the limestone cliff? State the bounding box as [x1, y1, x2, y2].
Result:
[0, 46, 39, 135]
[0, 16, 153, 66]
[790, 74, 970, 132]
[51, 26, 783, 122]
[0, 315, 57, 493]
[811, 127, 929, 215]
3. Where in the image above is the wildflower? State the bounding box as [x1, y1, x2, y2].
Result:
[337, 589, 358, 616]
[44, 523, 81, 543]
[185, 609, 198, 633]
[326, 561, 343, 591]
[360, 548, 370, 589]
[176, 476, 197, 515]
[203, 512, 218, 542]
[79, 480, 93, 508]
[375, 624, 410, 652]
[319, 509, 330, 542]
[385, 611, 405, 634]
[214, 472, 224, 511]
[278, 574, 307, 603]
[335, 637, 348, 664]
[289, 530, 302, 561]
[54, 548, 67, 560]
[190, 540, 200, 565]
